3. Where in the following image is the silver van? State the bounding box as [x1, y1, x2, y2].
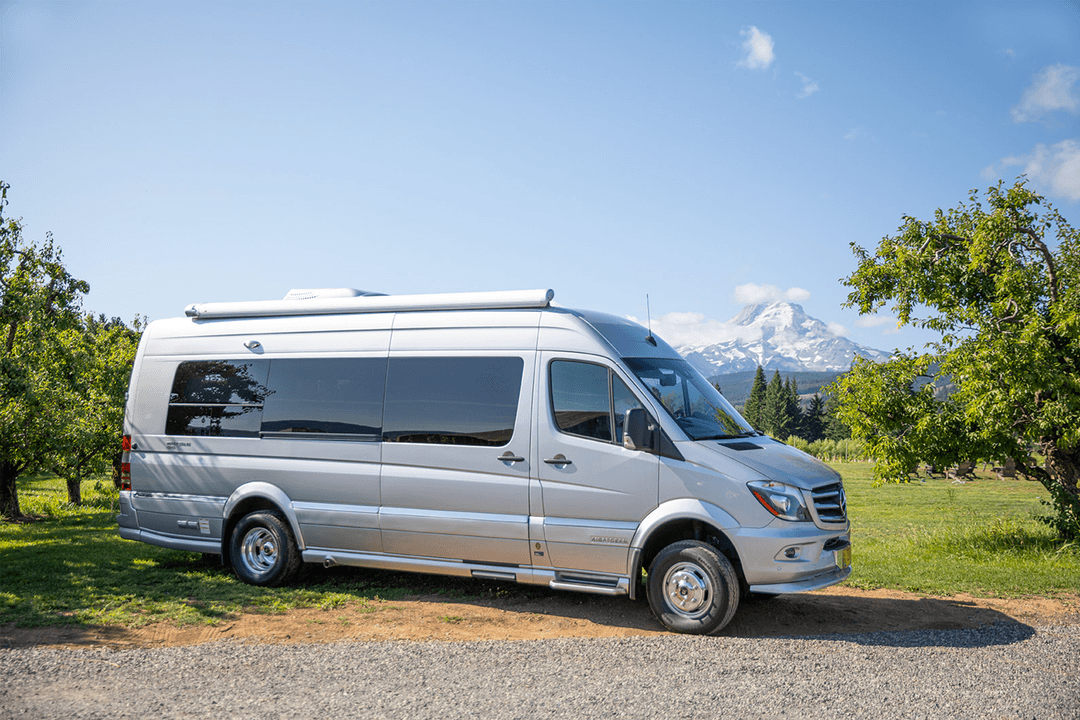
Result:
[117, 288, 850, 634]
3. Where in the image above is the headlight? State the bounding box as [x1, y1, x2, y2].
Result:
[747, 480, 811, 522]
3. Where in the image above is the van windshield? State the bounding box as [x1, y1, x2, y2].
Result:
[624, 357, 757, 441]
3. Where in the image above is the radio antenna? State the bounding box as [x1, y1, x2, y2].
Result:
[645, 294, 657, 346]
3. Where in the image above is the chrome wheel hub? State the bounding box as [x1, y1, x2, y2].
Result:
[663, 562, 712, 619]
[240, 527, 278, 575]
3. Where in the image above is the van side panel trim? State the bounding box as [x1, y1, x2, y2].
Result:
[380, 507, 529, 540]
[129, 492, 226, 515]
[292, 502, 380, 528]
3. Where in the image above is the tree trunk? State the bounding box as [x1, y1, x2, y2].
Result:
[1033, 441, 1080, 540]
[111, 448, 123, 490]
[1044, 443, 1080, 497]
[0, 460, 22, 520]
[65, 476, 82, 505]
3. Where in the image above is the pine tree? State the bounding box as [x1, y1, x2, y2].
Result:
[762, 370, 793, 439]
[743, 366, 767, 430]
[786, 377, 804, 439]
[804, 393, 826, 442]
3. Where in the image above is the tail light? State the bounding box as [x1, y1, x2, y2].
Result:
[120, 435, 132, 491]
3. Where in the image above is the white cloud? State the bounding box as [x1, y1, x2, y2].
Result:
[796, 72, 819, 98]
[988, 139, 1080, 202]
[732, 284, 810, 305]
[854, 315, 897, 328]
[627, 311, 761, 348]
[854, 315, 901, 335]
[826, 322, 848, 337]
[1011, 64, 1080, 122]
[844, 127, 864, 141]
[737, 26, 775, 70]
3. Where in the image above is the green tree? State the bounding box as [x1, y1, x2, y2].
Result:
[48, 314, 142, 504]
[802, 393, 826, 443]
[831, 180, 1080, 538]
[743, 365, 767, 430]
[786, 377, 803, 438]
[0, 182, 90, 519]
[762, 370, 796, 439]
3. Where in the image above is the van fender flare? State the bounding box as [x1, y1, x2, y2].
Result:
[223, 482, 306, 552]
[626, 499, 741, 599]
[631, 498, 741, 551]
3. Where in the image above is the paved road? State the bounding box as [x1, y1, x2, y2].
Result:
[3, 623, 1079, 719]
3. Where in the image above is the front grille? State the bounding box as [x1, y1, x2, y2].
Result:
[811, 483, 847, 524]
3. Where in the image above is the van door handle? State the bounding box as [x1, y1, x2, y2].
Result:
[498, 452, 525, 463]
[544, 454, 572, 466]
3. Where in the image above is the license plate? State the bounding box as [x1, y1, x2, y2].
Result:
[836, 544, 852, 570]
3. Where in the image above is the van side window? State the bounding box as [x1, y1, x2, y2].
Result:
[261, 358, 387, 440]
[612, 375, 645, 444]
[550, 361, 645, 444]
[382, 357, 523, 446]
[166, 360, 271, 437]
[550, 361, 612, 441]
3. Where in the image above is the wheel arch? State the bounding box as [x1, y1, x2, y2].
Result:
[630, 499, 745, 592]
[222, 482, 305, 565]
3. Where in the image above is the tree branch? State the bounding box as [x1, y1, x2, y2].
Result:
[1017, 227, 1060, 305]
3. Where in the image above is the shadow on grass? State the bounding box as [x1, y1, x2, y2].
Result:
[0, 511, 1040, 649]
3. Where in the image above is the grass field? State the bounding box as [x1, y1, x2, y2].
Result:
[2, 465, 1078, 629]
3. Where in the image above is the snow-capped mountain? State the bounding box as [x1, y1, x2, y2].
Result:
[675, 302, 890, 376]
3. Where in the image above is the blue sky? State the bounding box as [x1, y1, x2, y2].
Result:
[2, 1, 1078, 355]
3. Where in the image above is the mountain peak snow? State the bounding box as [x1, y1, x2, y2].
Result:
[673, 301, 888, 376]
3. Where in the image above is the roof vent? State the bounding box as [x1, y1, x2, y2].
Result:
[283, 288, 385, 301]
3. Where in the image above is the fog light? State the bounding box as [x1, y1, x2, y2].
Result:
[776, 545, 803, 561]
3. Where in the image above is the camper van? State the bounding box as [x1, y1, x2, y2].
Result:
[117, 288, 850, 634]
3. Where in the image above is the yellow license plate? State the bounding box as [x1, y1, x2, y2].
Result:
[836, 544, 852, 570]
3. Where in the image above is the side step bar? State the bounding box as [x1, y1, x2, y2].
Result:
[550, 574, 629, 597]
[305, 548, 630, 596]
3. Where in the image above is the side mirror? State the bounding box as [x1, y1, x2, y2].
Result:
[623, 408, 653, 451]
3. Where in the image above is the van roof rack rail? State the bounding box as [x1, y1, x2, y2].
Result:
[184, 289, 556, 320]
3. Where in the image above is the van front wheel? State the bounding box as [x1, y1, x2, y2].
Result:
[230, 510, 302, 587]
[647, 540, 739, 635]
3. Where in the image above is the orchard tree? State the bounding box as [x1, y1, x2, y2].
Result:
[0, 182, 90, 519]
[831, 181, 1080, 538]
[49, 314, 142, 504]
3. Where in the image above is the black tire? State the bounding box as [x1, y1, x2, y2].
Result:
[229, 510, 302, 587]
[647, 540, 740, 635]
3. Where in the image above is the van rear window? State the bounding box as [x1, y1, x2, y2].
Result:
[261, 358, 386, 440]
[382, 357, 523, 446]
[164, 356, 522, 445]
[166, 360, 270, 437]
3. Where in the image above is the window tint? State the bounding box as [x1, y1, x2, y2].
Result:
[550, 361, 647, 445]
[166, 360, 270, 437]
[550, 361, 613, 442]
[382, 357, 523, 446]
[261, 358, 386, 439]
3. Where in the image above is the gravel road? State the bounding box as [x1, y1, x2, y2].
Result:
[3, 623, 1079, 720]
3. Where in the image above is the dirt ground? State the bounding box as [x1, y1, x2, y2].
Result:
[3, 587, 1078, 650]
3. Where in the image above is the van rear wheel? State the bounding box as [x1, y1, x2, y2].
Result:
[647, 540, 739, 635]
[230, 510, 302, 587]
